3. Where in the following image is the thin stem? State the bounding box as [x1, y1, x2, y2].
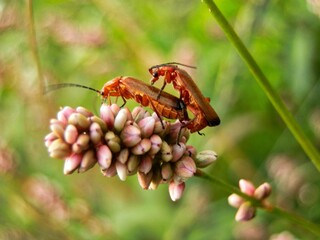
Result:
[196, 170, 320, 236]
[26, 0, 44, 92]
[202, 0, 320, 172]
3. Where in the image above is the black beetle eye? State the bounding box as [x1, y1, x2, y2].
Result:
[153, 72, 159, 78]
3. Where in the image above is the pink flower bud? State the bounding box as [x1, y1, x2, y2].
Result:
[64, 124, 78, 144]
[72, 134, 90, 154]
[172, 143, 186, 162]
[105, 131, 121, 153]
[64, 153, 82, 174]
[50, 119, 65, 139]
[235, 202, 256, 222]
[44, 132, 58, 148]
[97, 145, 112, 170]
[149, 166, 161, 190]
[76, 106, 93, 118]
[239, 179, 255, 196]
[169, 181, 185, 201]
[228, 193, 244, 208]
[89, 116, 107, 132]
[137, 171, 153, 189]
[120, 125, 141, 147]
[101, 162, 117, 177]
[68, 113, 90, 131]
[89, 122, 103, 145]
[149, 134, 162, 155]
[185, 145, 197, 158]
[110, 103, 120, 116]
[114, 108, 128, 132]
[117, 148, 129, 164]
[48, 139, 70, 159]
[254, 182, 272, 200]
[127, 155, 140, 173]
[138, 117, 155, 138]
[161, 162, 173, 182]
[57, 106, 76, 124]
[161, 141, 173, 162]
[78, 150, 97, 173]
[131, 107, 146, 122]
[131, 139, 151, 155]
[174, 156, 196, 179]
[116, 161, 127, 181]
[195, 150, 218, 168]
[138, 155, 152, 174]
[100, 104, 115, 129]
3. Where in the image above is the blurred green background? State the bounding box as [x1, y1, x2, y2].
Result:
[1, 0, 320, 239]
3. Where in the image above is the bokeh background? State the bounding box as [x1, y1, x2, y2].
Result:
[1, 0, 320, 239]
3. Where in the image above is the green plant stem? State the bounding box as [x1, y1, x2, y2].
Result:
[196, 170, 320, 236]
[203, 0, 320, 172]
[26, 0, 44, 92]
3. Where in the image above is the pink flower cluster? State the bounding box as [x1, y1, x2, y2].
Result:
[228, 179, 272, 221]
[44, 104, 217, 201]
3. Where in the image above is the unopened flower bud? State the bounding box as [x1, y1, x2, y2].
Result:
[68, 113, 90, 131]
[235, 202, 256, 222]
[161, 162, 173, 182]
[72, 134, 90, 153]
[90, 116, 107, 132]
[185, 145, 197, 158]
[138, 117, 155, 138]
[228, 193, 244, 208]
[101, 162, 117, 177]
[64, 124, 78, 144]
[78, 150, 97, 173]
[44, 132, 58, 148]
[175, 156, 196, 179]
[138, 155, 152, 174]
[169, 181, 185, 201]
[50, 119, 65, 139]
[100, 104, 114, 129]
[127, 154, 140, 173]
[104, 131, 121, 153]
[138, 171, 153, 189]
[64, 153, 82, 174]
[117, 148, 130, 164]
[97, 145, 112, 170]
[254, 182, 272, 200]
[89, 122, 103, 145]
[57, 106, 76, 124]
[131, 139, 151, 155]
[172, 143, 186, 162]
[48, 139, 70, 159]
[149, 134, 162, 155]
[110, 103, 120, 116]
[114, 108, 128, 132]
[149, 165, 161, 190]
[76, 106, 93, 118]
[161, 141, 173, 162]
[195, 150, 218, 168]
[120, 125, 141, 147]
[131, 107, 146, 122]
[239, 179, 255, 196]
[116, 161, 127, 181]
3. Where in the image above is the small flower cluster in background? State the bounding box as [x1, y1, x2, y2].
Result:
[228, 179, 272, 221]
[44, 104, 217, 201]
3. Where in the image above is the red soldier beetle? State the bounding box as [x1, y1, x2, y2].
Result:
[149, 62, 220, 133]
[46, 76, 189, 128]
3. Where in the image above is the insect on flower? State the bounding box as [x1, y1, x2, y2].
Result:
[46, 76, 190, 127]
[149, 62, 220, 133]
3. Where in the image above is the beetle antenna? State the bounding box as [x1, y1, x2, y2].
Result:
[44, 83, 103, 96]
[150, 62, 197, 69]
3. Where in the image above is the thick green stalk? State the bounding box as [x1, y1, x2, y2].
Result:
[203, 0, 320, 171]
